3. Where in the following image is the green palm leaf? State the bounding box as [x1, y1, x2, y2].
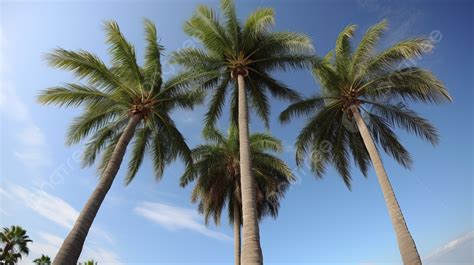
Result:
[282, 19, 451, 187]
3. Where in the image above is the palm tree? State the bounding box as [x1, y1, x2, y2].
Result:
[180, 126, 294, 265]
[33, 255, 51, 265]
[280, 20, 451, 264]
[172, 1, 313, 263]
[0, 225, 32, 264]
[78, 260, 97, 265]
[38, 20, 201, 265]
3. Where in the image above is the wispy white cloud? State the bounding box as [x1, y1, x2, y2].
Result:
[83, 244, 122, 265]
[9, 184, 78, 229]
[181, 112, 197, 123]
[13, 148, 52, 169]
[135, 201, 231, 242]
[0, 81, 29, 122]
[173, 109, 202, 125]
[0, 208, 9, 216]
[283, 140, 296, 154]
[17, 125, 46, 146]
[356, 0, 425, 47]
[19, 231, 122, 265]
[0, 84, 52, 168]
[27, 231, 63, 259]
[2, 183, 114, 244]
[0, 31, 51, 169]
[424, 230, 474, 264]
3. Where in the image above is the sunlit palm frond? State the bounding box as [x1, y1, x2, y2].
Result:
[45, 48, 123, 91]
[143, 18, 164, 93]
[104, 20, 143, 89]
[350, 19, 387, 77]
[39, 19, 200, 185]
[282, 20, 451, 187]
[37, 83, 113, 107]
[173, 0, 313, 129]
[335, 24, 356, 78]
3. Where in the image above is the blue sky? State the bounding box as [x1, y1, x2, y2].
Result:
[0, 0, 472, 264]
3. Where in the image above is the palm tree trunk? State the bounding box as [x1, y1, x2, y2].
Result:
[351, 106, 421, 265]
[234, 201, 241, 265]
[52, 115, 142, 265]
[237, 74, 263, 265]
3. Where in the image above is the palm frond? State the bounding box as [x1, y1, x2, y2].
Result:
[294, 102, 341, 165]
[362, 67, 452, 103]
[279, 96, 326, 123]
[66, 104, 121, 145]
[181, 127, 293, 227]
[250, 68, 302, 102]
[203, 76, 230, 128]
[171, 48, 224, 70]
[363, 37, 433, 74]
[97, 134, 121, 175]
[247, 77, 271, 128]
[348, 131, 370, 177]
[183, 4, 232, 54]
[153, 111, 193, 167]
[243, 8, 275, 39]
[312, 53, 342, 95]
[368, 113, 413, 168]
[220, 0, 240, 50]
[104, 20, 143, 89]
[365, 102, 439, 145]
[335, 24, 356, 78]
[331, 122, 352, 188]
[143, 18, 164, 93]
[38, 83, 112, 107]
[45, 48, 123, 90]
[82, 119, 127, 167]
[202, 126, 226, 144]
[250, 133, 282, 152]
[124, 127, 150, 185]
[350, 19, 387, 77]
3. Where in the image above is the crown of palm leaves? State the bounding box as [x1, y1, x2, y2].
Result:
[38, 19, 203, 184]
[280, 20, 451, 188]
[180, 126, 295, 225]
[172, 0, 315, 128]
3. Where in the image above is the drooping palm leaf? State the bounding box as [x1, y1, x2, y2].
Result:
[281, 20, 451, 187]
[181, 126, 294, 226]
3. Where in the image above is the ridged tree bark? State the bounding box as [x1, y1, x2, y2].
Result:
[352, 106, 422, 265]
[237, 74, 264, 265]
[234, 200, 241, 265]
[52, 115, 142, 265]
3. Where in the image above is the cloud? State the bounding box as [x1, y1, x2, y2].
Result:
[2, 183, 114, 244]
[356, 0, 424, 47]
[17, 125, 46, 146]
[13, 149, 52, 169]
[135, 201, 231, 242]
[0, 31, 51, 169]
[9, 184, 78, 229]
[173, 109, 201, 125]
[283, 140, 296, 154]
[27, 232, 63, 260]
[0, 208, 9, 216]
[0, 81, 29, 122]
[424, 230, 474, 264]
[20, 231, 122, 265]
[0, 84, 52, 168]
[83, 244, 122, 265]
